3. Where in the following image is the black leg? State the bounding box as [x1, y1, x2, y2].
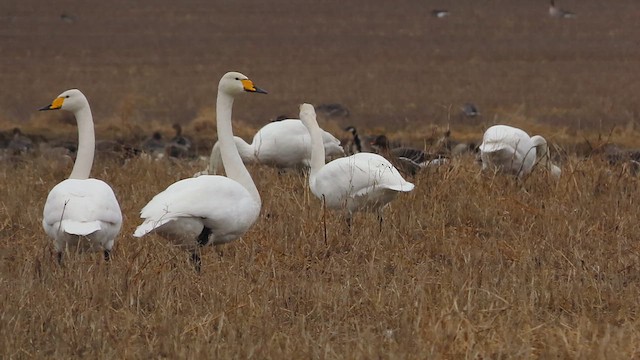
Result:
[190, 252, 202, 273]
[378, 214, 384, 232]
[197, 227, 212, 247]
[104, 249, 111, 261]
[56, 252, 63, 265]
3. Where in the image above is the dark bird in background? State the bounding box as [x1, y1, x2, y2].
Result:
[549, 0, 576, 18]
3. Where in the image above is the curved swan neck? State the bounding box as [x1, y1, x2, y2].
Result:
[216, 91, 260, 204]
[304, 116, 326, 180]
[69, 105, 94, 179]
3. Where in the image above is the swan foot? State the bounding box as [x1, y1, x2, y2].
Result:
[104, 249, 111, 261]
[190, 252, 202, 273]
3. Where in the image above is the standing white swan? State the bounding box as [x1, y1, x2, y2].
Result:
[40, 89, 123, 263]
[134, 72, 265, 270]
[479, 125, 561, 178]
[299, 103, 415, 226]
[203, 119, 344, 175]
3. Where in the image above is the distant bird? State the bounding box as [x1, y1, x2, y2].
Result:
[479, 125, 561, 178]
[202, 119, 344, 175]
[134, 72, 265, 271]
[165, 123, 191, 158]
[300, 104, 414, 227]
[431, 10, 450, 18]
[7, 127, 33, 155]
[60, 13, 75, 23]
[140, 131, 166, 159]
[315, 103, 350, 118]
[549, 0, 576, 18]
[461, 103, 481, 117]
[344, 126, 376, 154]
[39, 89, 122, 264]
[371, 135, 448, 176]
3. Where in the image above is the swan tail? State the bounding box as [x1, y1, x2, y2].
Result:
[133, 217, 173, 237]
[62, 220, 102, 236]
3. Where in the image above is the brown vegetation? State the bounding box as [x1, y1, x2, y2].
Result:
[1, 155, 640, 358]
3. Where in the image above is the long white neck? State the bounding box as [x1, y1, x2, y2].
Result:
[216, 91, 260, 205]
[532, 135, 561, 178]
[69, 105, 95, 179]
[305, 117, 326, 180]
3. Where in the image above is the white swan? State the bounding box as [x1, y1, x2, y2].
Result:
[299, 103, 414, 226]
[134, 72, 265, 270]
[39, 89, 123, 263]
[479, 125, 561, 178]
[203, 119, 344, 175]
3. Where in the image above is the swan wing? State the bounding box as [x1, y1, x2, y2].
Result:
[134, 175, 259, 237]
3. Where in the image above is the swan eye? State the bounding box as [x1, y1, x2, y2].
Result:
[65, 95, 70, 98]
[235, 77, 240, 81]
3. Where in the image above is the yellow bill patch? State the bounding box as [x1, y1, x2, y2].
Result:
[241, 79, 257, 92]
[50, 97, 64, 109]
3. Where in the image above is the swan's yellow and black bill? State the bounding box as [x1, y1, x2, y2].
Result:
[39, 97, 64, 111]
[241, 79, 267, 94]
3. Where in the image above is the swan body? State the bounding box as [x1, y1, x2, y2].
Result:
[134, 72, 265, 267]
[479, 125, 561, 178]
[39, 89, 122, 260]
[205, 119, 344, 174]
[300, 103, 414, 221]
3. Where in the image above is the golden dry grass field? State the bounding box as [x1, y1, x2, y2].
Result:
[2, 0, 640, 358]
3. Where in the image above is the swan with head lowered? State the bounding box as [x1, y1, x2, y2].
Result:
[134, 72, 265, 271]
[479, 125, 561, 178]
[299, 103, 414, 227]
[39, 89, 123, 263]
[202, 118, 344, 175]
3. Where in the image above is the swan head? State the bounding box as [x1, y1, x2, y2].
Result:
[299, 103, 317, 126]
[219, 72, 267, 96]
[39, 89, 88, 113]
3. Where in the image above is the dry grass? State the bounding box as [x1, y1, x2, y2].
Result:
[1, 155, 640, 358]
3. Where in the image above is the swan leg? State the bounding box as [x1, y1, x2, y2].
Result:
[56, 251, 63, 265]
[377, 213, 384, 232]
[197, 226, 212, 246]
[190, 252, 202, 273]
[104, 249, 111, 261]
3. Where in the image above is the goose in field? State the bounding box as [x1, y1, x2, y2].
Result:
[371, 135, 449, 176]
[549, 0, 576, 18]
[165, 123, 192, 158]
[461, 103, 481, 118]
[479, 125, 561, 178]
[344, 126, 376, 155]
[300, 103, 414, 227]
[202, 118, 344, 175]
[8, 127, 34, 155]
[39, 89, 123, 263]
[140, 131, 166, 159]
[134, 72, 265, 271]
[371, 135, 448, 176]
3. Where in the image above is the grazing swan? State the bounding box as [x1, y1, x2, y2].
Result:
[39, 89, 123, 263]
[479, 125, 561, 178]
[134, 72, 265, 270]
[371, 135, 448, 176]
[549, 0, 576, 18]
[300, 103, 414, 226]
[203, 119, 344, 175]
